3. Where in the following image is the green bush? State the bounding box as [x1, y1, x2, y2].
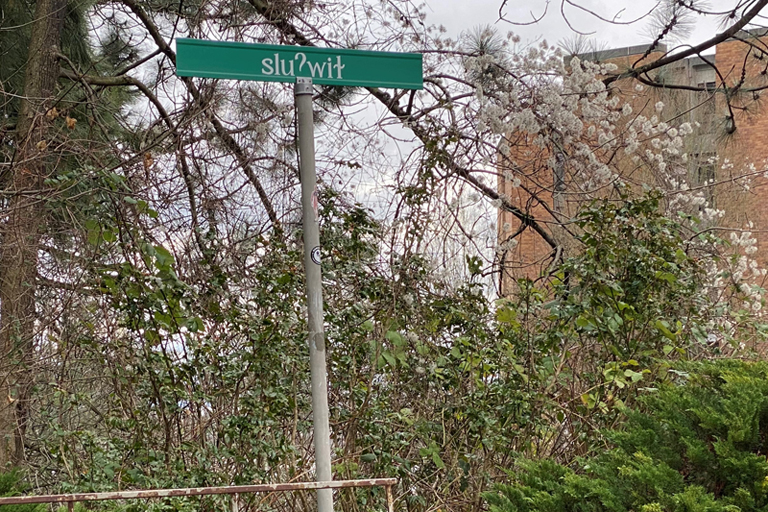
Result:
[0, 470, 45, 512]
[485, 360, 768, 512]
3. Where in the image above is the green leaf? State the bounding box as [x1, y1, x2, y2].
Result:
[496, 306, 518, 326]
[386, 330, 405, 346]
[154, 245, 174, 268]
[187, 317, 205, 332]
[581, 393, 597, 409]
[381, 350, 397, 367]
[87, 228, 100, 246]
[576, 316, 595, 330]
[655, 320, 677, 341]
[655, 271, 677, 284]
[102, 229, 116, 243]
[431, 451, 445, 469]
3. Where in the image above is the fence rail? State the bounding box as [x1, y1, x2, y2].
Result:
[0, 478, 398, 512]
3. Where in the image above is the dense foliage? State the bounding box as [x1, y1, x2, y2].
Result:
[13, 192, 757, 512]
[486, 360, 768, 512]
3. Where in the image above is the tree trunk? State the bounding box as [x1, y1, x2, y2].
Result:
[0, 0, 67, 468]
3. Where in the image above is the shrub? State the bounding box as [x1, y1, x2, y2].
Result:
[485, 360, 768, 512]
[0, 470, 45, 512]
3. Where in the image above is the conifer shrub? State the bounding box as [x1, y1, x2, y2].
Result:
[485, 360, 768, 512]
[0, 470, 44, 512]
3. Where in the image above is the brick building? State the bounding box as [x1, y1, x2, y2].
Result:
[498, 30, 768, 291]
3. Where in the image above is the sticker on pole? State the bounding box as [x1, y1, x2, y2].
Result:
[312, 187, 319, 219]
[311, 246, 321, 265]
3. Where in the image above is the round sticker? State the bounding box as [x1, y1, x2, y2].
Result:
[310, 246, 321, 265]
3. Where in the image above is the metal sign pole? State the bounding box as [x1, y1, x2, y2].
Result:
[295, 77, 334, 512]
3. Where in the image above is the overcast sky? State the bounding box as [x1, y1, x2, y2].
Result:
[424, 0, 734, 55]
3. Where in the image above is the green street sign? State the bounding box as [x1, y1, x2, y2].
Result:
[176, 39, 423, 89]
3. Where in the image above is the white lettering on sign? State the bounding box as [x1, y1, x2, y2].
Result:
[261, 52, 345, 79]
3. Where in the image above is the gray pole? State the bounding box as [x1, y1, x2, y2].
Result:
[295, 77, 334, 512]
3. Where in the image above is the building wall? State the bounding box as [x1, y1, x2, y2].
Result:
[715, 33, 768, 242]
